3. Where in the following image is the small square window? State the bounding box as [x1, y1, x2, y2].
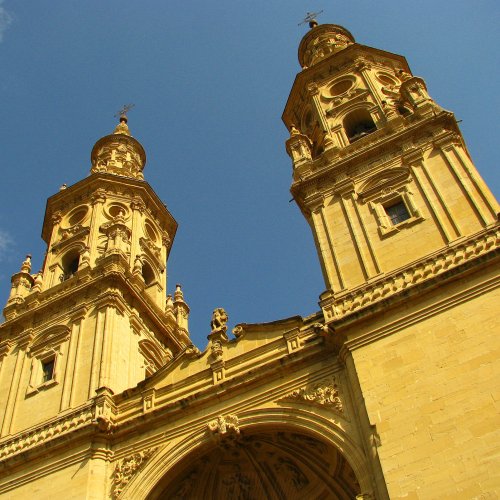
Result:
[384, 201, 411, 226]
[41, 358, 55, 383]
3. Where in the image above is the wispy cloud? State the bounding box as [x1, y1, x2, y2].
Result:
[0, 1, 12, 43]
[0, 229, 12, 262]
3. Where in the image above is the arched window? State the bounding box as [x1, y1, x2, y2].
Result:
[343, 109, 377, 143]
[60, 250, 80, 281]
[142, 262, 155, 286]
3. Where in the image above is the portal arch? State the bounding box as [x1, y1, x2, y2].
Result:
[122, 407, 374, 499]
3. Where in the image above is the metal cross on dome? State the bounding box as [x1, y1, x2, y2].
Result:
[114, 103, 135, 119]
[298, 10, 323, 26]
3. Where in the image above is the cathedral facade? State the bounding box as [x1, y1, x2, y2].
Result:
[0, 21, 499, 499]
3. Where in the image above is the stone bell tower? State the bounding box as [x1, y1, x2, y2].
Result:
[0, 114, 191, 436]
[283, 21, 498, 316]
[283, 20, 500, 497]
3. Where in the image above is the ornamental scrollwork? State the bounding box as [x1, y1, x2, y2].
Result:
[113, 447, 158, 498]
[207, 414, 240, 445]
[281, 378, 343, 414]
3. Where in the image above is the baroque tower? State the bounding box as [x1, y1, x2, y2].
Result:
[283, 22, 498, 299]
[1, 115, 191, 437]
[283, 21, 500, 497]
[0, 19, 499, 500]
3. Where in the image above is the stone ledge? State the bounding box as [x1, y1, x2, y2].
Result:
[321, 225, 499, 321]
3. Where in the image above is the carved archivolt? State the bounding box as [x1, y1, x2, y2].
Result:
[113, 447, 158, 498]
[153, 430, 361, 499]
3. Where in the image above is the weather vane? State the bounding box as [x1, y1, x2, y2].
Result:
[298, 10, 323, 27]
[114, 103, 135, 120]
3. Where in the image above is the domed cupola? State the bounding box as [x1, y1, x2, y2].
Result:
[90, 113, 146, 180]
[298, 22, 355, 69]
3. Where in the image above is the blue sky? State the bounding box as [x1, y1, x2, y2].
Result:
[1, 1, 499, 348]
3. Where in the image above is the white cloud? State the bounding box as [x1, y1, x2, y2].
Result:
[0, 229, 12, 262]
[0, 1, 12, 43]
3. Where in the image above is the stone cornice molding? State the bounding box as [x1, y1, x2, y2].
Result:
[0, 389, 118, 465]
[1, 265, 182, 351]
[93, 291, 127, 316]
[401, 146, 424, 165]
[341, 265, 500, 357]
[433, 130, 464, 150]
[321, 225, 500, 322]
[291, 111, 457, 204]
[42, 173, 178, 250]
[17, 327, 35, 349]
[0, 340, 13, 360]
[69, 304, 89, 323]
[0, 404, 95, 463]
[112, 332, 328, 437]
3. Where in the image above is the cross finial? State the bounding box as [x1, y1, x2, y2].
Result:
[298, 10, 323, 28]
[114, 103, 135, 123]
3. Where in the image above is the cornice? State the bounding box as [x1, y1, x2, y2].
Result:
[291, 111, 458, 207]
[112, 324, 331, 431]
[283, 43, 410, 124]
[0, 404, 95, 464]
[41, 173, 178, 249]
[1, 259, 182, 352]
[340, 267, 500, 356]
[321, 225, 500, 323]
[0, 317, 346, 473]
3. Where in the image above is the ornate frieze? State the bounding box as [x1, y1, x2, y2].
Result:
[0, 405, 94, 462]
[113, 447, 158, 498]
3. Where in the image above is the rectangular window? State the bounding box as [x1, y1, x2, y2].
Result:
[385, 201, 411, 226]
[41, 358, 55, 383]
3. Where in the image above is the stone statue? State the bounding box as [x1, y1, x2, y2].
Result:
[210, 308, 228, 332]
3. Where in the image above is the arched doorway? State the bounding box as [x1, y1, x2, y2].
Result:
[147, 430, 361, 499]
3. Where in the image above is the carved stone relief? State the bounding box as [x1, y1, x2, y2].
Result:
[113, 447, 158, 498]
[280, 377, 344, 414]
[207, 414, 240, 445]
[155, 430, 361, 498]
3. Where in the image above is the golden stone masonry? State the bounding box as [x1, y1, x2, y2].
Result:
[0, 20, 499, 499]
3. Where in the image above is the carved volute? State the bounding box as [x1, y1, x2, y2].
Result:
[90, 115, 146, 180]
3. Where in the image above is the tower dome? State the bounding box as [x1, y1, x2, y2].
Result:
[298, 23, 355, 69]
[90, 114, 146, 180]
